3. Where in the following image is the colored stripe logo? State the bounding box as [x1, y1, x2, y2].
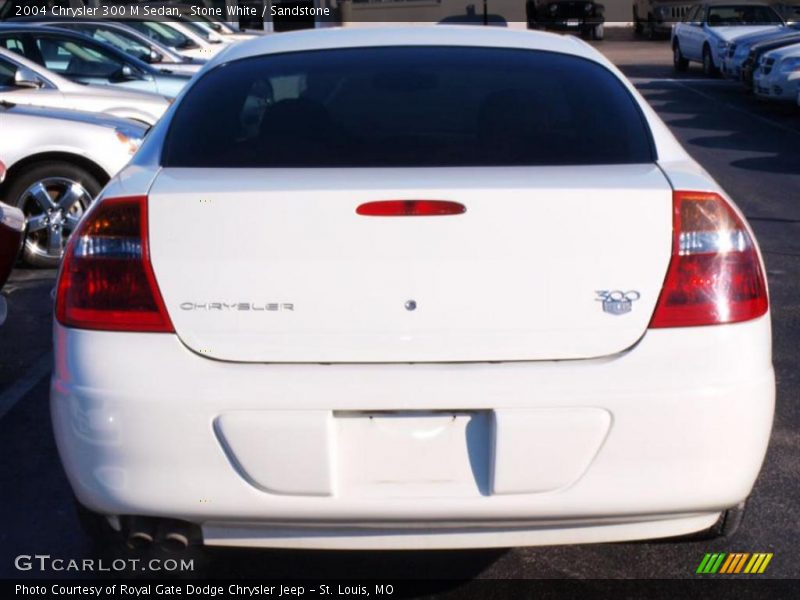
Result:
[696, 553, 773, 574]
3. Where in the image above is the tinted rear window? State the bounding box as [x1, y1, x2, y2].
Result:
[163, 46, 655, 168]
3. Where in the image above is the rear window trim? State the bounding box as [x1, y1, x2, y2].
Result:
[161, 45, 659, 168]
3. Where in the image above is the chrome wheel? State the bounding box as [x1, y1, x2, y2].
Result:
[18, 177, 90, 261]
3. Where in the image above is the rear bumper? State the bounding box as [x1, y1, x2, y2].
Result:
[51, 317, 774, 549]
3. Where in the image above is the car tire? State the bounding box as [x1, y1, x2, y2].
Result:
[646, 16, 656, 40]
[673, 42, 689, 72]
[592, 24, 604, 41]
[703, 45, 718, 77]
[6, 161, 102, 268]
[633, 8, 643, 35]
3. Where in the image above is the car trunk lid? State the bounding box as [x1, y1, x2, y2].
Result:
[148, 165, 673, 363]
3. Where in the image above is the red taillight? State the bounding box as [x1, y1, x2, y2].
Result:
[649, 191, 768, 328]
[356, 200, 466, 217]
[55, 196, 174, 333]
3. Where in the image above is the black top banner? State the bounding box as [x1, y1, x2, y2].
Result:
[0, 0, 692, 27]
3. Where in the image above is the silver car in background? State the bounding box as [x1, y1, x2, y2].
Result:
[753, 40, 800, 100]
[0, 25, 191, 97]
[25, 19, 206, 76]
[0, 101, 146, 267]
[0, 47, 170, 125]
[117, 18, 228, 60]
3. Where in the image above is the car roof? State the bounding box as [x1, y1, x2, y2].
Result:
[8, 16, 132, 24]
[0, 23, 90, 34]
[0, 23, 129, 39]
[210, 26, 603, 69]
[0, 23, 154, 69]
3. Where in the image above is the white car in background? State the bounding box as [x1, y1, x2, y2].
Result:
[0, 101, 146, 267]
[32, 20, 206, 76]
[753, 41, 800, 100]
[672, 2, 785, 75]
[0, 25, 191, 98]
[119, 19, 228, 60]
[186, 18, 259, 43]
[134, 1, 261, 41]
[0, 47, 170, 125]
[53, 27, 774, 552]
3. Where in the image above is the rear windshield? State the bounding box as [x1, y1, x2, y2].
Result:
[163, 46, 655, 168]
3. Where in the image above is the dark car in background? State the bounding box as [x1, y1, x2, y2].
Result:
[527, 1, 605, 40]
[633, 0, 695, 39]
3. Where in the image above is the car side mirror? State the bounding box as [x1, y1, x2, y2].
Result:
[113, 64, 146, 82]
[13, 67, 43, 89]
[149, 49, 164, 64]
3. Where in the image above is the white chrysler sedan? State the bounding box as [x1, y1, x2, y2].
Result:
[52, 27, 774, 551]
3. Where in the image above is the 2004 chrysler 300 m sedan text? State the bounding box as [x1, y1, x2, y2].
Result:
[51, 27, 775, 551]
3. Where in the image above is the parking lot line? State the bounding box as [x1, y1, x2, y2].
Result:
[0, 352, 51, 420]
[663, 79, 800, 137]
[630, 78, 739, 86]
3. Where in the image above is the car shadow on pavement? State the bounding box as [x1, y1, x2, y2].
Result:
[635, 81, 800, 177]
[618, 64, 708, 79]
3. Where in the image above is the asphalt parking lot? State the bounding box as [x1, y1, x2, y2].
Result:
[0, 30, 798, 582]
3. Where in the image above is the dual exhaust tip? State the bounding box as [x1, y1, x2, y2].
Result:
[124, 517, 199, 552]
